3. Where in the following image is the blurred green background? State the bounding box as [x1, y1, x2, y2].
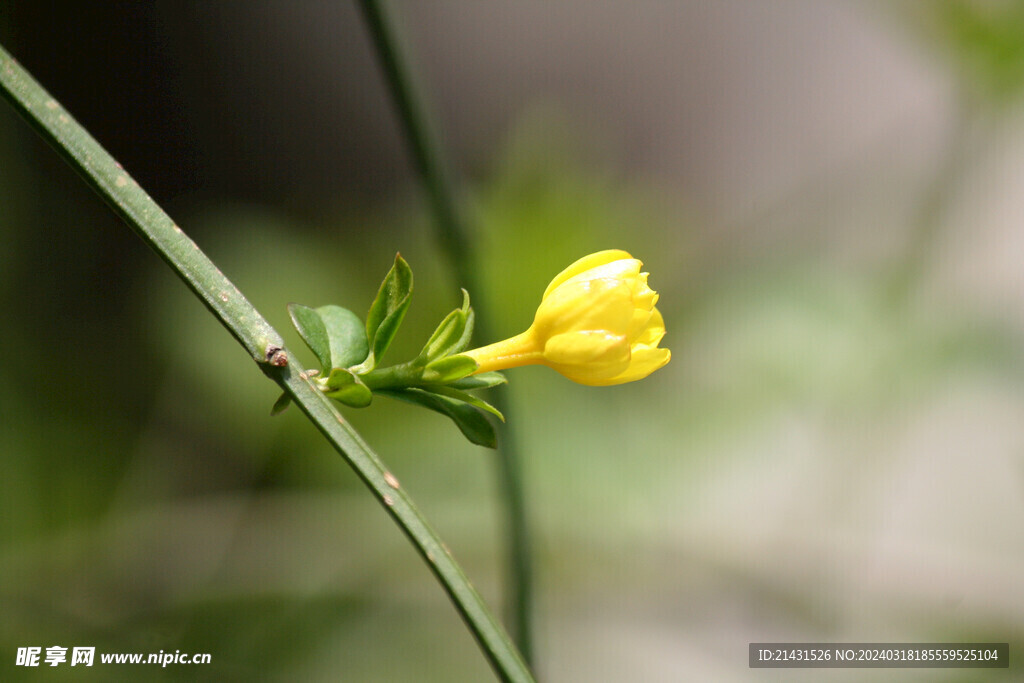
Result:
[3, 2, 1024, 681]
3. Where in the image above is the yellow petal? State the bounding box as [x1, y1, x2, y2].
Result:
[533, 278, 634, 337]
[635, 308, 666, 346]
[547, 358, 634, 384]
[543, 330, 630, 365]
[627, 272, 658, 309]
[587, 346, 671, 386]
[627, 307, 655, 340]
[550, 258, 643, 299]
[543, 249, 634, 298]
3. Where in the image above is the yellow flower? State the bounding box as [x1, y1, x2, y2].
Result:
[464, 250, 670, 385]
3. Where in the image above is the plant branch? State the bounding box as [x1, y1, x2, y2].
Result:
[0, 43, 533, 683]
[356, 0, 536, 666]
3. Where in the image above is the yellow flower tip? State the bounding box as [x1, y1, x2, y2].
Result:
[467, 250, 671, 386]
[542, 249, 635, 299]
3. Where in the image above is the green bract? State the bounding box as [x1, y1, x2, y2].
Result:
[276, 254, 505, 448]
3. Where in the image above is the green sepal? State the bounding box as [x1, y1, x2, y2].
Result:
[422, 385, 504, 421]
[418, 289, 475, 363]
[316, 304, 369, 369]
[422, 354, 479, 383]
[419, 308, 465, 362]
[448, 371, 507, 390]
[451, 291, 476, 354]
[378, 388, 497, 448]
[362, 253, 413, 369]
[324, 367, 373, 408]
[288, 303, 332, 372]
[270, 391, 292, 415]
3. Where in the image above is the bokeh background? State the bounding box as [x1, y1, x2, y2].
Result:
[3, 2, 1024, 680]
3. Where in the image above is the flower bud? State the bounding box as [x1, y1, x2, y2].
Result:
[464, 250, 670, 385]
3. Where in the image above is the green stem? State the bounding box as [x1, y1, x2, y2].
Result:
[360, 361, 422, 390]
[357, 0, 536, 667]
[0, 42, 533, 683]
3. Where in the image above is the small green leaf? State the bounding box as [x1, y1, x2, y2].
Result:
[423, 385, 504, 421]
[270, 391, 292, 415]
[324, 367, 373, 408]
[317, 304, 369, 369]
[379, 388, 497, 448]
[423, 354, 479, 383]
[451, 289, 476, 354]
[419, 289, 476, 362]
[419, 309, 467, 362]
[448, 371, 507, 390]
[288, 303, 332, 372]
[363, 254, 413, 368]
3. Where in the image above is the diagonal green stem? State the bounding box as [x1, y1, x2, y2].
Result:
[356, 0, 536, 667]
[0, 43, 533, 683]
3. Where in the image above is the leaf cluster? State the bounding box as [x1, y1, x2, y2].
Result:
[276, 255, 505, 447]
